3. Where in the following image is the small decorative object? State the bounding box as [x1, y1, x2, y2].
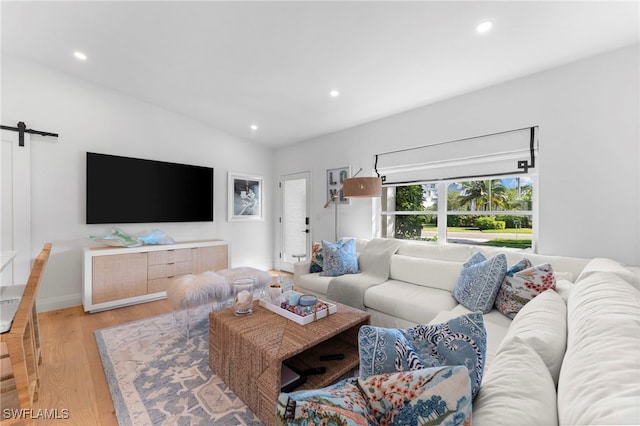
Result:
[268, 284, 283, 304]
[288, 293, 300, 306]
[298, 295, 317, 306]
[87, 227, 142, 247]
[138, 229, 175, 245]
[233, 278, 255, 316]
[228, 172, 264, 222]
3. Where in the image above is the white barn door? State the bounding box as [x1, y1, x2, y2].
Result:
[0, 129, 31, 286]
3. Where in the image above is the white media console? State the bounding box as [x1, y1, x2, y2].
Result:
[82, 239, 229, 312]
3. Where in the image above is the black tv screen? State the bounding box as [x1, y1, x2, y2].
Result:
[86, 152, 213, 224]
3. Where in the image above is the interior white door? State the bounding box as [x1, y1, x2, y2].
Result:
[280, 172, 310, 273]
[0, 129, 31, 286]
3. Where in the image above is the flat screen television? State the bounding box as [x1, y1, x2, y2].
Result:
[86, 152, 214, 224]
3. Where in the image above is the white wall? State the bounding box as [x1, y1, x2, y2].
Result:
[1, 55, 275, 311]
[275, 45, 640, 267]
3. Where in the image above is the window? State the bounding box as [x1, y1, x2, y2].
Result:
[381, 175, 535, 250]
[376, 126, 538, 250]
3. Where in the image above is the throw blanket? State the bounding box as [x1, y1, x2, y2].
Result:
[327, 238, 402, 310]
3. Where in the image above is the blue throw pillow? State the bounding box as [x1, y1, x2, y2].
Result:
[452, 252, 507, 313]
[358, 313, 487, 398]
[319, 239, 358, 277]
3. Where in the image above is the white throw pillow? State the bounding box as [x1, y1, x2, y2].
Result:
[498, 289, 567, 385]
[473, 336, 558, 426]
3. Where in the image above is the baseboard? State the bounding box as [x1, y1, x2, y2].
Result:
[37, 293, 82, 313]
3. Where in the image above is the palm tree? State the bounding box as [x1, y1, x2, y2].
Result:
[457, 179, 508, 211]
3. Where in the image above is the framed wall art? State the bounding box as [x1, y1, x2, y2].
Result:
[326, 166, 350, 205]
[228, 172, 263, 221]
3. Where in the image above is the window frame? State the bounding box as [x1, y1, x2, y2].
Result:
[380, 174, 538, 251]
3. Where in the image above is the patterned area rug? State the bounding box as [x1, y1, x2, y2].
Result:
[95, 310, 263, 425]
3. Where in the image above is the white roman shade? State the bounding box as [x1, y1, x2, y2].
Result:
[375, 126, 538, 185]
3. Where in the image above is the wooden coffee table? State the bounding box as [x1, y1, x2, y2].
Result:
[209, 299, 370, 426]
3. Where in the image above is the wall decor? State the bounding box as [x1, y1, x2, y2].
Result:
[228, 172, 263, 221]
[326, 166, 350, 205]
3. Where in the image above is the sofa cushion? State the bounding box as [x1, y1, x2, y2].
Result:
[443, 304, 512, 370]
[576, 257, 640, 290]
[395, 241, 475, 261]
[276, 378, 371, 425]
[499, 289, 566, 385]
[472, 336, 558, 426]
[358, 312, 487, 398]
[480, 247, 589, 280]
[364, 280, 459, 325]
[309, 241, 323, 273]
[557, 270, 640, 425]
[389, 255, 464, 291]
[495, 261, 556, 319]
[553, 279, 574, 303]
[359, 366, 472, 425]
[453, 253, 507, 313]
[320, 239, 358, 277]
[294, 272, 332, 298]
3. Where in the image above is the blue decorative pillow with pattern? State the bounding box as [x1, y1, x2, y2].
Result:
[452, 252, 507, 313]
[319, 239, 358, 277]
[359, 312, 487, 398]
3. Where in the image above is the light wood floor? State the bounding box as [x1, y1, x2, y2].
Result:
[28, 271, 292, 425]
[33, 299, 174, 425]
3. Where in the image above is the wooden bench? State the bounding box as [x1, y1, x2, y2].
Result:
[0, 243, 51, 425]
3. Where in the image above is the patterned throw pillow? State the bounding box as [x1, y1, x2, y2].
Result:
[309, 241, 324, 273]
[319, 239, 358, 277]
[495, 261, 556, 319]
[276, 378, 372, 425]
[452, 253, 507, 313]
[358, 366, 472, 426]
[358, 312, 487, 398]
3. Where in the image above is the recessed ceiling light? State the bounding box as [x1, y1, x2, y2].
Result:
[73, 51, 88, 61]
[250, 124, 258, 131]
[329, 90, 340, 97]
[476, 21, 493, 34]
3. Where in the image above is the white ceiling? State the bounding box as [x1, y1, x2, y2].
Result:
[1, 1, 638, 147]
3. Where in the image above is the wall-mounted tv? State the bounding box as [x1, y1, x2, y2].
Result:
[86, 152, 213, 224]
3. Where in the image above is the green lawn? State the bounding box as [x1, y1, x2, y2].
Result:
[423, 226, 532, 234]
[478, 238, 533, 249]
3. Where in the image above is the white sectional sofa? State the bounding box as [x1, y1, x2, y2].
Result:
[294, 238, 640, 425]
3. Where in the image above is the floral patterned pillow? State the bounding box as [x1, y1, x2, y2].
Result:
[495, 261, 556, 319]
[310, 242, 324, 273]
[276, 367, 472, 426]
[358, 366, 472, 426]
[276, 378, 372, 425]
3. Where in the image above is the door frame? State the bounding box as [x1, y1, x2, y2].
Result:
[1, 129, 31, 286]
[278, 171, 310, 273]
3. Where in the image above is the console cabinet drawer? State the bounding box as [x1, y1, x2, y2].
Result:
[147, 248, 192, 265]
[147, 261, 192, 280]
